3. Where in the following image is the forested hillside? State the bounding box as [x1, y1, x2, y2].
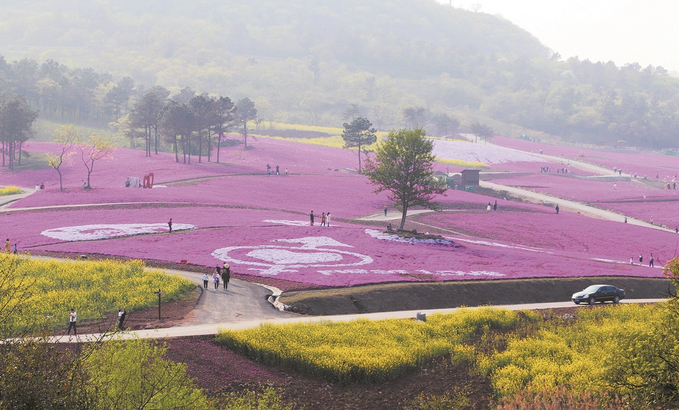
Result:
[0, 0, 678, 148]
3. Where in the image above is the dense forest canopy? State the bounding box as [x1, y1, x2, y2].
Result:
[0, 0, 678, 148]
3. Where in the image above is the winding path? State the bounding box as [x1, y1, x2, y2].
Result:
[54, 298, 664, 343]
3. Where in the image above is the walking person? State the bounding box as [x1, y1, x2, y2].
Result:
[310, 210, 314, 226]
[649, 254, 654, 268]
[555, 204, 559, 214]
[117, 308, 126, 331]
[223, 262, 230, 290]
[384, 205, 388, 216]
[4, 239, 10, 253]
[202, 273, 209, 289]
[326, 212, 331, 227]
[213, 271, 221, 290]
[276, 165, 280, 175]
[639, 254, 643, 264]
[67, 308, 77, 337]
[168, 218, 173, 233]
[321, 212, 326, 227]
[493, 200, 497, 211]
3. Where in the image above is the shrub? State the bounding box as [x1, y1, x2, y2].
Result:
[497, 384, 625, 410]
[86, 338, 209, 410]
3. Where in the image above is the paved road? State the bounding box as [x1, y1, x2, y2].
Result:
[480, 180, 671, 232]
[161, 268, 289, 324]
[54, 298, 665, 343]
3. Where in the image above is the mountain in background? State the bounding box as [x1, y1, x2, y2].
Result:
[1, 0, 677, 148]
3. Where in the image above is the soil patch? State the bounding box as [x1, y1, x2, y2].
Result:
[53, 288, 200, 335]
[280, 276, 673, 315]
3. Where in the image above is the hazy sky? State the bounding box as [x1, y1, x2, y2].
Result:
[439, 0, 679, 73]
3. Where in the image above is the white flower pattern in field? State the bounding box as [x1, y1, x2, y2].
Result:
[263, 220, 309, 226]
[365, 229, 454, 246]
[432, 139, 540, 164]
[247, 249, 343, 264]
[41, 223, 196, 241]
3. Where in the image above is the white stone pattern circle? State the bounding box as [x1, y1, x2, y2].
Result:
[211, 236, 373, 276]
[41, 223, 196, 241]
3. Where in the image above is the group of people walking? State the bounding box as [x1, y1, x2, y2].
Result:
[3, 238, 16, 254]
[203, 263, 231, 290]
[632, 253, 655, 268]
[310, 211, 331, 226]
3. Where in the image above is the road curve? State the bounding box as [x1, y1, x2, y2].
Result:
[53, 298, 665, 343]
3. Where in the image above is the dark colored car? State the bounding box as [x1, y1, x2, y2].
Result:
[572, 285, 626, 305]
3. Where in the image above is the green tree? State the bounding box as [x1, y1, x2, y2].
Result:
[130, 89, 166, 157]
[402, 106, 427, 128]
[364, 127, 446, 230]
[86, 339, 208, 410]
[189, 93, 215, 162]
[433, 113, 460, 138]
[212, 96, 237, 163]
[604, 258, 679, 407]
[236, 98, 257, 148]
[79, 134, 116, 188]
[341, 117, 377, 173]
[160, 101, 196, 163]
[470, 122, 494, 144]
[0, 94, 38, 170]
[342, 103, 363, 121]
[46, 125, 80, 190]
[0, 255, 95, 409]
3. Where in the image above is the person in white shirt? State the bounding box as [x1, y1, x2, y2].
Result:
[67, 308, 77, 336]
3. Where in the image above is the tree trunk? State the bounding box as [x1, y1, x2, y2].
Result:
[399, 203, 409, 230]
[207, 127, 211, 162]
[216, 136, 221, 163]
[57, 168, 63, 190]
[358, 142, 362, 173]
[243, 121, 248, 148]
[198, 129, 203, 163]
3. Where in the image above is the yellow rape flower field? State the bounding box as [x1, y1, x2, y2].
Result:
[217, 308, 523, 384]
[0, 254, 195, 331]
[218, 301, 673, 402]
[0, 186, 22, 196]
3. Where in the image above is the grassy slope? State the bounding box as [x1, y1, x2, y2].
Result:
[280, 277, 673, 315]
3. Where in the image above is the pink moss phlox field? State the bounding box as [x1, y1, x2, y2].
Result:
[493, 136, 679, 177]
[592, 200, 679, 228]
[9, 174, 393, 218]
[493, 173, 679, 203]
[487, 161, 594, 175]
[3, 138, 361, 190]
[420, 209, 679, 264]
[21, 211, 667, 287]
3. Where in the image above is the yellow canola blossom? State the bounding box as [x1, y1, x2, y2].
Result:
[0, 186, 22, 196]
[435, 158, 489, 168]
[0, 254, 195, 331]
[218, 308, 525, 384]
[478, 303, 664, 397]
